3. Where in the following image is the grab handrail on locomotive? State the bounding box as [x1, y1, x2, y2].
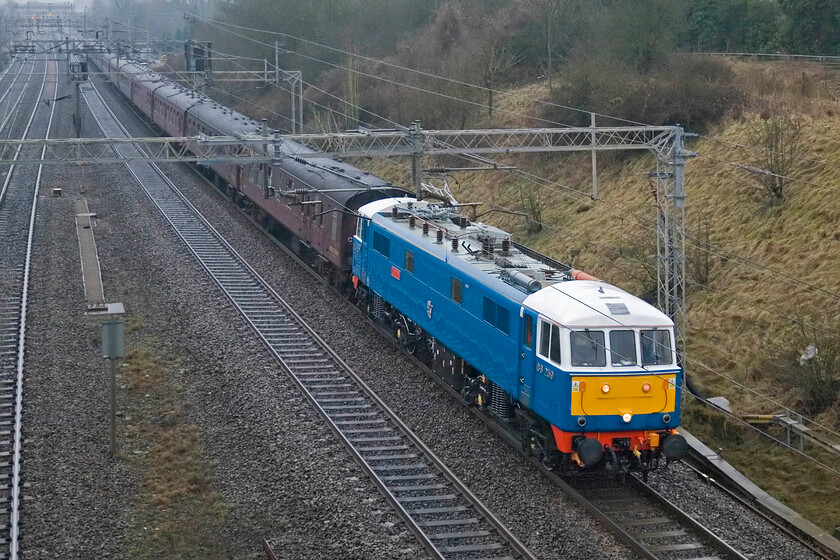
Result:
[89, 51, 689, 478]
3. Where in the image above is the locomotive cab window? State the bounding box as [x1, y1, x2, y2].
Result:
[571, 330, 606, 367]
[451, 278, 462, 304]
[355, 218, 368, 239]
[641, 329, 673, 366]
[538, 320, 562, 365]
[609, 330, 637, 366]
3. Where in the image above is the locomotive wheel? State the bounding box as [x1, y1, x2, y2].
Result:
[395, 325, 417, 354]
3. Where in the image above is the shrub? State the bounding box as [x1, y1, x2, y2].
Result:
[547, 52, 744, 130]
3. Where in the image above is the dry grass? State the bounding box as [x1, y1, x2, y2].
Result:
[121, 347, 228, 559]
[354, 59, 840, 530]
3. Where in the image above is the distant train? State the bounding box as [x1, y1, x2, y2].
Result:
[90, 52, 688, 477]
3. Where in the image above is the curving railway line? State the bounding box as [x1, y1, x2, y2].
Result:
[135, 94, 836, 560]
[79, 54, 837, 559]
[0, 49, 57, 559]
[82, 78, 534, 560]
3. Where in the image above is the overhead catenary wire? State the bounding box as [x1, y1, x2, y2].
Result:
[188, 13, 651, 127]
[192, 25, 840, 308]
[127, 25, 840, 473]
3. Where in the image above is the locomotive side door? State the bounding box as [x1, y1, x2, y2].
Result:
[352, 217, 370, 285]
[517, 307, 537, 408]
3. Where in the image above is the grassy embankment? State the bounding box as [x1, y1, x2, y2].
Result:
[356, 60, 840, 530]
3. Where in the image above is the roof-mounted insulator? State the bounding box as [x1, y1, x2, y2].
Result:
[436, 229, 444, 244]
[459, 216, 467, 229]
[392, 206, 398, 218]
[451, 238, 458, 252]
[502, 237, 511, 256]
[482, 237, 494, 256]
[422, 222, 429, 236]
[409, 215, 416, 229]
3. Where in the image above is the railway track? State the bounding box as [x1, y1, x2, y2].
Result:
[83, 52, 832, 560]
[138, 114, 819, 560]
[0, 52, 57, 560]
[565, 473, 747, 560]
[83, 80, 534, 560]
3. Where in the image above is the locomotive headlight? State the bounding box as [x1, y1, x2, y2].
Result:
[642, 382, 651, 393]
[622, 412, 633, 423]
[601, 383, 610, 394]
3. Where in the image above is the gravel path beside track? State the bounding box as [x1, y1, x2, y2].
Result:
[19, 68, 824, 560]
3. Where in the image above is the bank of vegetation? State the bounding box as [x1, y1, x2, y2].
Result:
[105, 0, 840, 531]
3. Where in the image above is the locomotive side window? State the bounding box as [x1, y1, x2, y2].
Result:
[483, 298, 510, 335]
[571, 330, 606, 367]
[496, 306, 510, 335]
[524, 315, 533, 348]
[405, 250, 414, 273]
[641, 330, 673, 365]
[451, 278, 462, 304]
[483, 297, 496, 325]
[609, 330, 637, 366]
[373, 231, 390, 257]
[538, 320, 562, 364]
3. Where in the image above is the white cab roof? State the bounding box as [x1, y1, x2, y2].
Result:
[524, 280, 672, 329]
[358, 197, 417, 218]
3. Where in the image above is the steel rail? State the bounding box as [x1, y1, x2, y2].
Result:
[682, 450, 835, 560]
[174, 141, 765, 560]
[84, 79, 534, 560]
[0, 50, 58, 560]
[86, 54, 808, 560]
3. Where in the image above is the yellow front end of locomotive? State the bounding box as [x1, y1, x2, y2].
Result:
[570, 375, 677, 416]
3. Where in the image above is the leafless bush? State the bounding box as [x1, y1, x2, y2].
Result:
[547, 52, 743, 130]
[745, 106, 804, 205]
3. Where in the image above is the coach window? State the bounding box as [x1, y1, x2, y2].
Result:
[451, 278, 462, 304]
[405, 250, 414, 273]
[538, 319, 562, 365]
[571, 330, 606, 367]
[331, 214, 340, 241]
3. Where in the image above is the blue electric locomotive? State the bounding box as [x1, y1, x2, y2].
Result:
[352, 198, 688, 475]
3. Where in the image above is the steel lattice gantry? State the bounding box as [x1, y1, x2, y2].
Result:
[0, 123, 695, 329]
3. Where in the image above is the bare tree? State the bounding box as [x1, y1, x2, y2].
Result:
[746, 107, 804, 205]
[466, 15, 517, 119]
[517, 0, 576, 92]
